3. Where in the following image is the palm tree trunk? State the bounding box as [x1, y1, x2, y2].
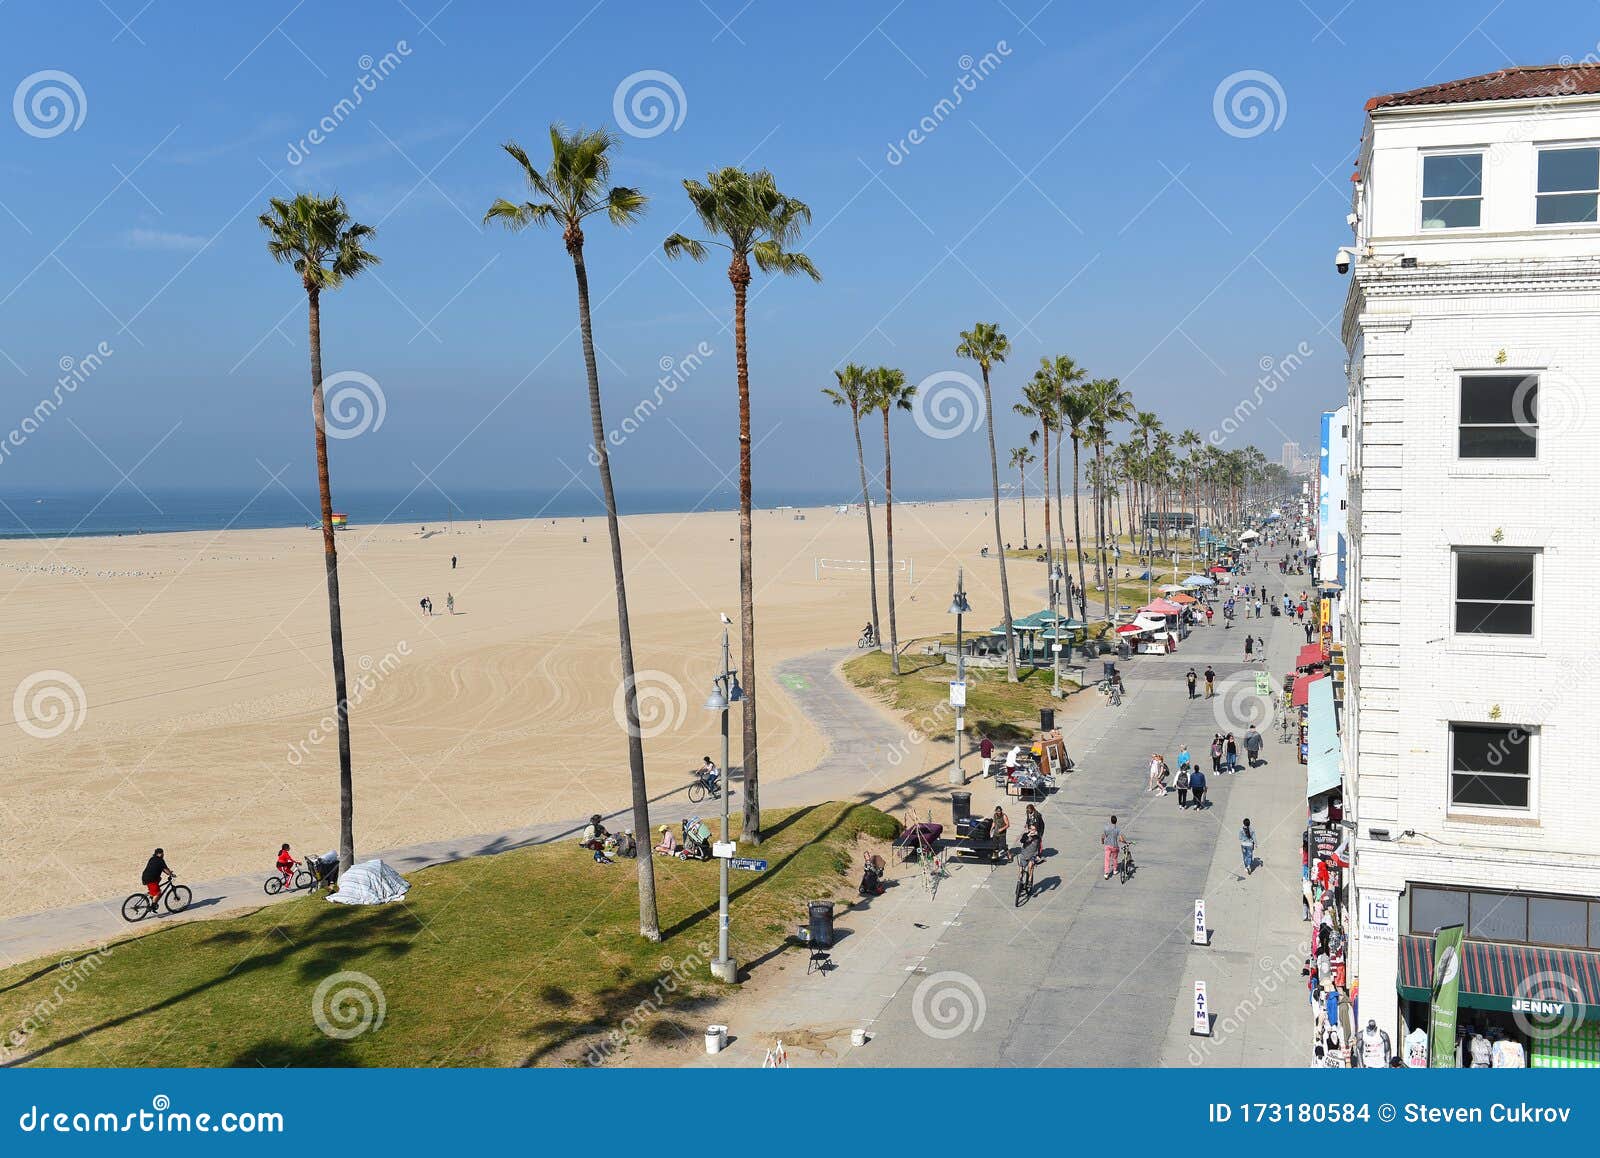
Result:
[1041, 428, 1053, 587]
[851, 410, 880, 644]
[1070, 434, 1087, 615]
[1096, 441, 1112, 623]
[1018, 466, 1028, 547]
[881, 411, 899, 676]
[730, 256, 762, 844]
[981, 367, 1017, 682]
[571, 245, 660, 939]
[306, 288, 356, 874]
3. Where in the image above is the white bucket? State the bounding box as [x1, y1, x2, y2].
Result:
[705, 1024, 728, 1055]
[851, 1027, 868, 1047]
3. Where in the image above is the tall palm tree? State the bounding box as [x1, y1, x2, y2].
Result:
[956, 322, 1017, 681]
[822, 363, 880, 647]
[1057, 385, 1094, 614]
[1009, 445, 1035, 545]
[484, 125, 660, 940]
[663, 167, 820, 845]
[1131, 409, 1162, 599]
[1178, 429, 1202, 562]
[260, 193, 378, 874]
[1081, 377, 1133, 622]
[1013, 366, 1057, 582]
[1043, 355, 1087, 601]
[868, 366, 916, 674]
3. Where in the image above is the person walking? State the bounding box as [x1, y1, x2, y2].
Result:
[1239, 818, 1256, 875]
[1204, 665, 1216, 698]
[1304, 621, 1314, 644]
[1188, 766, 1208, 810]
[451, 554, 457, 570]
[979, 734, 994, 776]
[1101, 814, 1122, 880]
[1209, 734, 1223, 774]
[1185, 667, 1198, 699]
[1147, 753, 1166, 794]
[446, 592, 455, 615]
[991, 806, 1011, 864]
[1225, 733, 1239, 773]
[1243, 724, 1263, 768]
[1175, 762, 1191, 808]
[1244, 635, 1254, 662]
[1255, 635, 1265, 661]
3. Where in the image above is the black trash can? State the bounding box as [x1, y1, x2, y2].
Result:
[1040, 708, 1055, 732]
[951, 790, 972, 827]
[807, 901, 835, 949]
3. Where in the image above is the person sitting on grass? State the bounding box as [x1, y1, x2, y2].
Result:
[654, 824, 678, 856]
[581, 814, 613, 864]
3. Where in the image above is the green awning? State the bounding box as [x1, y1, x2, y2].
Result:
[1397, 934, 1600, 1022]
[1305, 678, 1341, 798]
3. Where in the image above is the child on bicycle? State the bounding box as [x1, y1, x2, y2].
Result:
[276, 843, 297, 887]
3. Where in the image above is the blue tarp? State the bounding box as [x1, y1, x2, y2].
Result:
[1305, 678, 1341, 798]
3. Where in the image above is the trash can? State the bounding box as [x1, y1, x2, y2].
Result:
[951, 790, 972, 827]
[807, 901, 835, 949]
[705, 1025, 727, 1054]
[1040, 708, 1055, 732]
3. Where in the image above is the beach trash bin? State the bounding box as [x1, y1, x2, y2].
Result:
[1040, 707, 1056, 732]
[807, 901, 835, 949]
[951, 790, 972, 827]
[705, 1025, 727, 1054]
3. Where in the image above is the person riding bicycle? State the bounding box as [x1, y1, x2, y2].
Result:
[140, 848, 172, 901]
[1017, 822, 1042, 892]
[275, 843, 297, 887]
[699, 756, 720, 795]
[860, 621, 876, 645]
[1108, 670, 1124, 705]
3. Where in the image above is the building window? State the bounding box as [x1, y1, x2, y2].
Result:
[1530, 897, 1590, 949]
[1422, 153, 1483, 229]
[1449, 722, 1532, 810]
[1459, 374, 1536, 458]
[1536, 146, 1600, 224]
[1453, 548, 1535, 636]
[1469, 891, 1527, 940]
[1410, 886, 1468, 934]
[1411, 888, 1600, 950]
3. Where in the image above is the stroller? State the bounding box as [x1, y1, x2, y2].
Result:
[305, 850, 339, 891]
[677, 817, 714, 861]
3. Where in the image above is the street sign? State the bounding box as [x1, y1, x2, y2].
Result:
[1192, 981, 1211, 1036]
[712, 841, 736, 859]
[1193, 899, 1208, 945]
[731, 858, 767, 872]
[949, 680, 967, 707]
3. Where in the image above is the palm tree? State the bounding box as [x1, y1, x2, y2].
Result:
[260, 193, 378, 874]
[1013, 366, 1056, 580]
[868, 367, 916, 674]
[484, 125, 660, 940]
[822, 364, 880, 647]
[1178, 429, 1202, 563]
[1043, 355, 1087, 601]
[956, 323, 1017, 681]
[1132, 409, 1162, 599]
[1081, 377, 1133, 622]
[1009, 446, 1035, 545]
[663, 167, 820, 845]
[1057, 385, 1094, 613]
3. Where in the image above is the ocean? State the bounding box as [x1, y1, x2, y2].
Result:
[0, 485, 979, 539]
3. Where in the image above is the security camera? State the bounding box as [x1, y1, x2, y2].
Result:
[1335, 247, 1354, 274]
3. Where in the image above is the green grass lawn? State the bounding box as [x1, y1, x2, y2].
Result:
[843, 650, 1073, 746]
[0, 802, 897, 1068]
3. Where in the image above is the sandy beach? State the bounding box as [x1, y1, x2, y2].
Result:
[0, 494, 1096, 920]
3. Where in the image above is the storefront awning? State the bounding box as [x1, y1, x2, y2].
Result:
[1291, 672, 1325, 707]
[1305, 678, 1340, 798]
[1397, 934, 1600, 1022]
[1296, 644, 1326, 669]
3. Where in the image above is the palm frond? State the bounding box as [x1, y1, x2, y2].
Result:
[662, 233, 710, 262]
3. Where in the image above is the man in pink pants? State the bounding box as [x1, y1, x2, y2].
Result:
[1101, 815, 1122, 880]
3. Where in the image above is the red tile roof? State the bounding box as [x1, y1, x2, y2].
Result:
[1367, 64, 1600, 112]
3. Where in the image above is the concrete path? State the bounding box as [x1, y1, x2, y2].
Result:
[698, 550, 1315, 1067]
[0, 646, 925, 969]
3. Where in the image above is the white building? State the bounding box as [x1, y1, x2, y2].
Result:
[1341, 65, 1600, 1063]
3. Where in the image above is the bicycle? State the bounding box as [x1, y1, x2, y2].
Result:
[1096, 678, 1124, 706]
[1117, 838, 1137, 884]
[263, 864, 315, 896]
[1014, 852, 1040, 907]
[856, 629, 878, 649]
[122, 875, 192, 922]
[686, 767, 722, 804]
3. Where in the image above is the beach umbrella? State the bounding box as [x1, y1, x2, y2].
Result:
[1159, 584, 1186, 593]
[1239, 530, 1260, 541]
[1182, 574, 1215, 587]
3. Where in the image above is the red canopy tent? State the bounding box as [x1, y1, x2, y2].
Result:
[1115, 623, 1147, 635]
[1209, 565, 1230, 573]
[1295, 644, 1326, 669]
[1291, 672, 1326, 707]
[1141, 598, 1184, 615]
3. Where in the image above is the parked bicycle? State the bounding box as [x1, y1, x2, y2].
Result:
[122, 875, 192, 922]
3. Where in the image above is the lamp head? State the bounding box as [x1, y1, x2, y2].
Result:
[704, 688, 728, 712]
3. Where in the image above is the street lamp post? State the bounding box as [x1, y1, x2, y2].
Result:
[1050, 562, 1063, 698]
[948, 569, 971, 785]
[704, 622, 742, 984]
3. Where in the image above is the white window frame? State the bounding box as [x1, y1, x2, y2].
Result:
[1450, 545, 1539, 641]
[1418, 149, 1485, 232]
[1454, 369, 1541, 461]
[1534, 142, 1600, 228]
[1446, 721, 1537, 818]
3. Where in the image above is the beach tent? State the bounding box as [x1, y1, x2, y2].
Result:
[1141, 598, 1183, 616]
[1159, 584, 1187, 594]
[327, 859, 410, 905]
[1182, 574, 1215, 587]
[1115, 623, 1149, 635]
[331, 512, 348, 529]
[1239, 530, 1260, 541]
[1170, 592, 1197, 605]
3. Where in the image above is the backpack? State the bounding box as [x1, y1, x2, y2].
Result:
[1176, 770, 1190, 789]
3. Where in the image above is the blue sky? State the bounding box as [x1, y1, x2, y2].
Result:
[0, 0, 1590, 505]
